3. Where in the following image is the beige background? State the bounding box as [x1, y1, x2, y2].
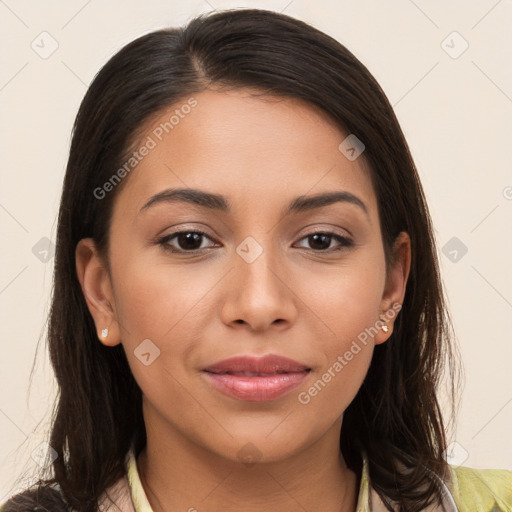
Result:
[1, 0, 511, 499]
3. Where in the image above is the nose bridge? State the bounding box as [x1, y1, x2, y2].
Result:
[234, 233, 283, 293]
[223, 232, 295, 329]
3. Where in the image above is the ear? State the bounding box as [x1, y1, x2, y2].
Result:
[75, 238, 122, 347]
[374, 231, 411, 345]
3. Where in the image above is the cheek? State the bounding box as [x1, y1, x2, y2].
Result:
[298, 342, 374, 433]
[297, 258, 384, 410]
[109, 249, 219, 393]
[303, 258, 385, 344]
[298, 268, 381, 417]
[110, 243, 211, 339]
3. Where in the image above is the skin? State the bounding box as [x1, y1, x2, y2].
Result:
[76, 88, 411, 512]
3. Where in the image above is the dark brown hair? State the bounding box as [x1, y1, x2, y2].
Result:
[3, 8, 460, 512]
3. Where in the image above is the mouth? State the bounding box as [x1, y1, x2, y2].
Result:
[204, 370, 310, 376]
[201, 354, 311, 401]
[202, 354, 311, 374]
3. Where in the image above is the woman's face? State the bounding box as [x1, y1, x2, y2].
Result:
[77, 88, 410, 464]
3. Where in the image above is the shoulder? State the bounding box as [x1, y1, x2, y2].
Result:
[0, 475, 133, 512]
[447, 463, 512, 511]
[0, 484, 71, 512]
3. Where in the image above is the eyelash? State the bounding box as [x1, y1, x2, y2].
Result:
[155, 229, 354, 254]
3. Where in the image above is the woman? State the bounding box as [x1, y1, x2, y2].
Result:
[2, 8, 510, 512]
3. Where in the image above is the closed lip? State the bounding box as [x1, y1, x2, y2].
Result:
[202, 354, 311, 375]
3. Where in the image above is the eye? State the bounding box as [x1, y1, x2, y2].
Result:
[156, 230, 353, 254]
[295, 231, 353, 252]
[157, 230, 218, 253]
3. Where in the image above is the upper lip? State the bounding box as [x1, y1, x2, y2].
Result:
[203, 354, 311, 374]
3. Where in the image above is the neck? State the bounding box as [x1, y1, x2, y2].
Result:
[137, 413, 359, 512]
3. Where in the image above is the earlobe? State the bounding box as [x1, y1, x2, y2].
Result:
[374, 231, 411, 345]
[75, 238, 121, 347]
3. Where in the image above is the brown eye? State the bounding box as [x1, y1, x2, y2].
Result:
[157, 231, 217, 253]
[296, 232, 353, 252]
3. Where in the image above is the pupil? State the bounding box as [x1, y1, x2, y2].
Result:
[310, 234, 330, 250]
[178, 232, 202, 250]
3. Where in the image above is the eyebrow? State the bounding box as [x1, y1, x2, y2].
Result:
[140, 187, 369, 217]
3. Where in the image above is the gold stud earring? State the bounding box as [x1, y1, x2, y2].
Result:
[381, 325, 389, 333]
[101, 328, 109, 338]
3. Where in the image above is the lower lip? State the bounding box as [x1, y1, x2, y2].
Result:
[203, 371, 310, 401]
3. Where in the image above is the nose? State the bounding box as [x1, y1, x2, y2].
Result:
[220, 238, 298, 332]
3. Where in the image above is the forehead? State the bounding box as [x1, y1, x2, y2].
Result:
[113, 88, 377, 220]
